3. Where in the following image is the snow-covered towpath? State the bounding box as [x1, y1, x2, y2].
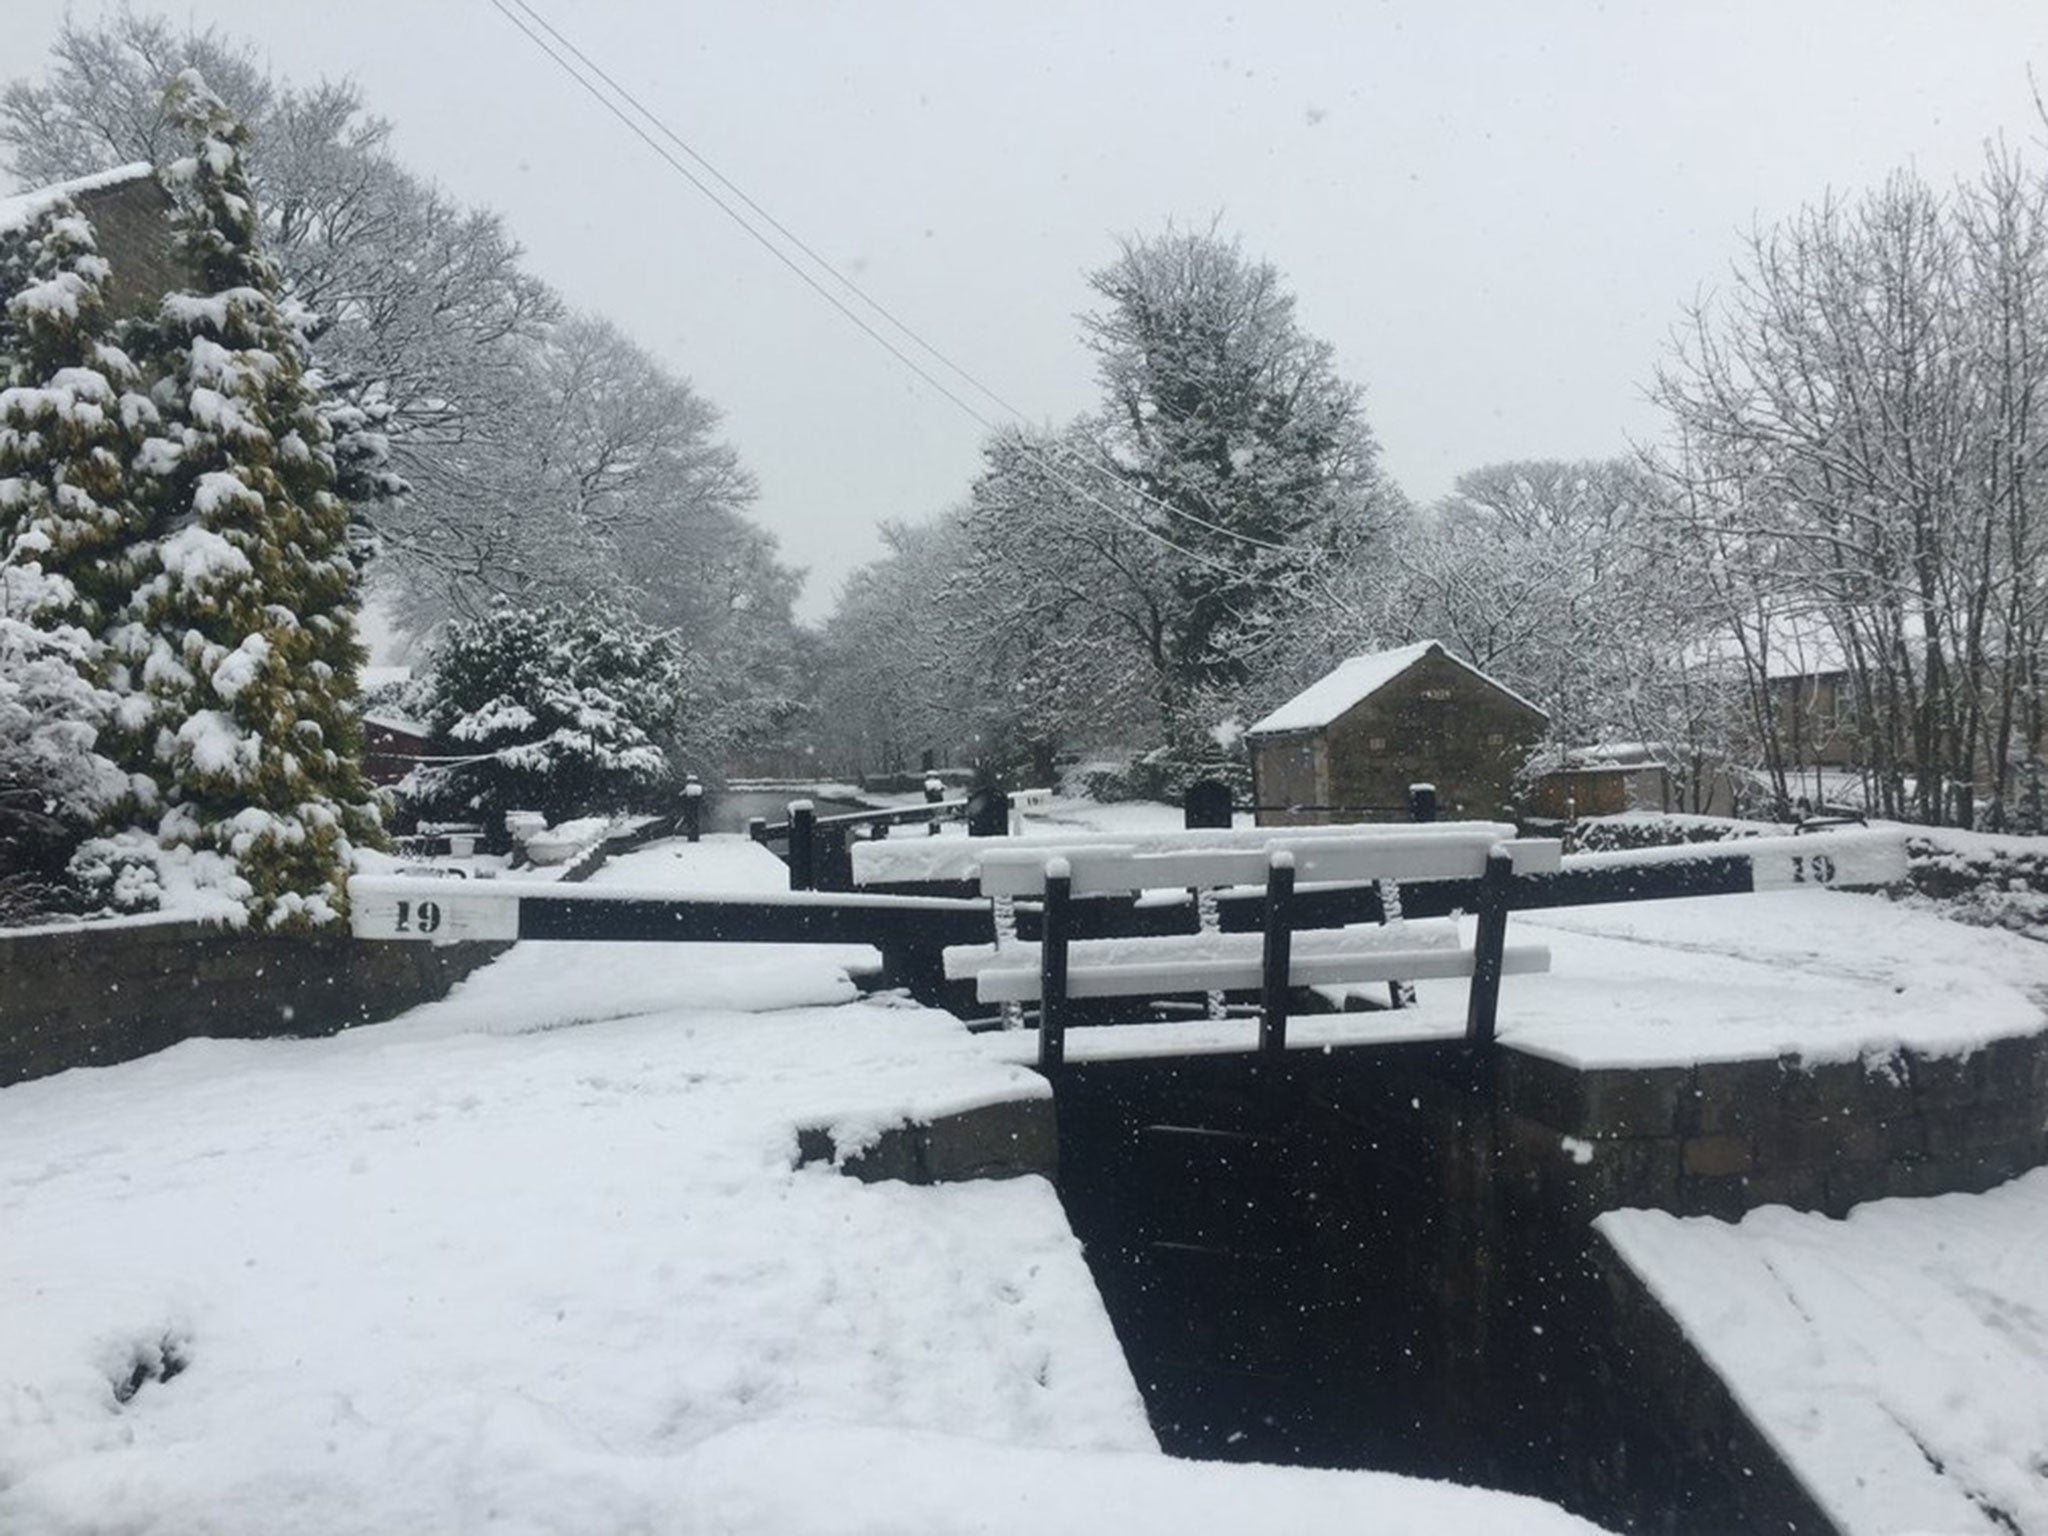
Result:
[1603, 1172, 2048, 1535]
[0, 836, 1607, 1535]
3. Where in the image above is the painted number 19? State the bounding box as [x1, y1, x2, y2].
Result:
[394, 899, 443, 934]
[1788, 854, 1836, 885]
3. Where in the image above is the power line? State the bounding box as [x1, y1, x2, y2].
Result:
[487, 0, 1294, 575]
[502, 0, 1030, 427]
[485, 0, 1000, 431]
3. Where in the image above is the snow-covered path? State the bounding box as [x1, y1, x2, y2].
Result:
[1603, 1172, 2048, 1535]
[0, 837, 1609, 1535]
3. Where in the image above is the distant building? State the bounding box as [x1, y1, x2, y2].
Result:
[360, 710, 441, 791]
[0, 162, 183, 321]
[1525, 742, 1741, 821]
[1245, 641, 1549, 826]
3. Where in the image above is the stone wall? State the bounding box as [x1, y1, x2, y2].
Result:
[797, 1096, 1057, 1184]
[1496, 1033, 2048, 1222]
[0, 919, 508, 1087]
[73, 173, 190, 324]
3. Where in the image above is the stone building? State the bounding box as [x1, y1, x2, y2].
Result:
[1246, 641, 1549, 826]
[1524, 742, 1741, 821]
[0, 162, 183, 320]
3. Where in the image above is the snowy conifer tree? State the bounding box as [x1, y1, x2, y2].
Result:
[406, 599, 677, 828]
[0, 194, 156, 631]
[115, 72, 379, 927]
[0, 194, 148, 907]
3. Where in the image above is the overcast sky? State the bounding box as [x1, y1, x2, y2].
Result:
[13, 2, 2048, 620]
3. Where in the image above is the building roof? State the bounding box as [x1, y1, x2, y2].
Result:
[1247, 640, 1549, 736]
[362, 711, 433, 739]
[0, 161, 156, 238]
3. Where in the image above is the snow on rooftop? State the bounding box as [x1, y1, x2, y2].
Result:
[0, 162, 156, 239]
[360, 709, 431, 736]
[1247, 641, 1548, 736]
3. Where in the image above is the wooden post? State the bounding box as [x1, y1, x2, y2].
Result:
[681, 776, 703, 843]
[924, 775, 945, 836]
[1409, 783, 1439, 824]
[1464, 848, 1515, 1047]
[1038, 857, 1072, 1072]
[1260, 851, 1296, 1056]
[788, 800, 816, 891]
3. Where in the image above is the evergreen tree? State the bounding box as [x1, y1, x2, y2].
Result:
[0, 195, 147, 904]
[116, 71, 378, 927]
[406, 598, 677, 828]
[1082, 226, 1396, 712]
[0, 196, 156, 630]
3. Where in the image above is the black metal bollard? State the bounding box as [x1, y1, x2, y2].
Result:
[816, 824, 853, 892]
[1184, 778, 1234, 830]
[747, 816, 768, 845]
[788, 801, 816, 890]
[1409, 783, 1439, 824]
[924, 775, 946, 836]
[965, 787, 1009, 838]
[681, 776, 703, 843]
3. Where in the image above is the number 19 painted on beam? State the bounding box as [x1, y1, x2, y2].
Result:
[349, 880, 520, 942]
[1747, 835, 1904, 893]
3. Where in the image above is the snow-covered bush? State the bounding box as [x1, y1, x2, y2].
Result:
[403, 598, 681, 829]
[1899, 832, 2048, 944]
[0, 595, 126, 920]
[1566, 813, 1769, 855]
[1068, 739, 1250, 808]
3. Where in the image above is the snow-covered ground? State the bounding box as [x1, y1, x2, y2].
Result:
[1493, 885, 2046, 1069]
[0, 835, 1609, 1535]
[1602, 1173, 2048, 1535]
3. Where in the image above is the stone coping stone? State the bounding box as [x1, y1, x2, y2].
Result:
[1497, 1025, 2048, 1222]
[797, 1096, 1057, 1185]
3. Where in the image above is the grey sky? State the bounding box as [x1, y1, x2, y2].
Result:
[13, 2, 2048, 620]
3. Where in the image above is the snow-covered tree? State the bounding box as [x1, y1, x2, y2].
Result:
[953, 226, 1402, 780]
[1654, 160, 2048, 826]
[404, 599, 678, 827]
[3, 11, 559, 604]
[0, 195, 156, 632]
[901, 227, 1401, 789]
[109, 72, 379, 927]
[3, 16, 799, 785]
[0, 193, 150, 909]
[1081, 225, 1398, 709]
[960, 426, 1173, 775]
[0, 570, 127, 919]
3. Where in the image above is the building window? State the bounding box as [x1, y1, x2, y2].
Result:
[1488, 732, 1504, 745]
[1368, 736, 1386, 751]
